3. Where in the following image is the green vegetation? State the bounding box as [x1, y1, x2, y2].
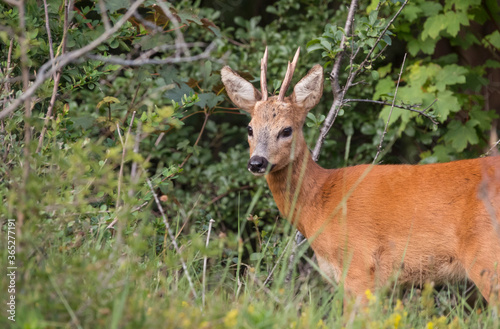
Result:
[0, 0, 499, 328]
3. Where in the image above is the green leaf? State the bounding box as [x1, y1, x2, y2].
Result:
[434, 90, 460, 122]
[422, 14, 445, 40]
[197, 93, 224, 109]
[469, 109, 497, 130]
[444, 120, 479, 152]
[402, 4, 423, 22]
[72, 116, 95, 129]
[434, 64, 467, 91]
[373, 76, 394, 100]
[306, 39, 323, 53]
[420, 1, 443, 17]
[443, 11, 469, 37]
[484, 30, 500, 50]
[105, 0, 129, 12]
[319, 37, 332, 51]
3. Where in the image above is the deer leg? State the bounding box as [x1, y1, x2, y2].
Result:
[462, 246, 500, 303]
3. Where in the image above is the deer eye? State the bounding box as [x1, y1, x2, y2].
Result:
[247, 126, 253, 137]
[280, 127, 293, 138]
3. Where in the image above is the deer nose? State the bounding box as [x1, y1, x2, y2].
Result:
[248, 156, 269, 174]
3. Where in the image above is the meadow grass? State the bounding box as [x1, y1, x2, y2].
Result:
[2, 199, 499, 329]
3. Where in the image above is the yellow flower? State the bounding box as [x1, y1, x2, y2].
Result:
[317, 319, 327, 329]
[365, 289, 376, 302]
[247, 305, 255, 314]
[393, 313, 402, 329]
[181, 301, 189, 308]
[224, 309, 239, 328]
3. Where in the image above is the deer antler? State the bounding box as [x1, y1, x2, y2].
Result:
[278, 47, 300, 101]
[260, 46, 269, 101]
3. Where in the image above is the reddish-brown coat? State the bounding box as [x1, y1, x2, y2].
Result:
[221, 58, 500, 301]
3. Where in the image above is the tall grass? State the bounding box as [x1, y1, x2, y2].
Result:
[1, 177, 499, 328]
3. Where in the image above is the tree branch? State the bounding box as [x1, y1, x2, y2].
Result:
[343, 98, 438, 125]
[85, 42, 217, 66]
[373, 53, 407, 163]
[0, 0, 147, 120]
[312, 0, 409, 161]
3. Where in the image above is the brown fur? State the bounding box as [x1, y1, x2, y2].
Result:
[221, 63, 500, 302]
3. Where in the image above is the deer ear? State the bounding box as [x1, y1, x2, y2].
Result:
[221, 66, 262, 113]
[290, 64, 323, 112]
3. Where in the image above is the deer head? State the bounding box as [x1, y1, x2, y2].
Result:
[221, 48, 324, 176]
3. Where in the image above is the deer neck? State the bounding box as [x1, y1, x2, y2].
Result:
[265, 135, 328, 234]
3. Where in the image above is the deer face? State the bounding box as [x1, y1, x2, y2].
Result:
[221, 48, 323, 176]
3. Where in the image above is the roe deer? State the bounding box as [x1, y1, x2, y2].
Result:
[221, 47, 500, 302]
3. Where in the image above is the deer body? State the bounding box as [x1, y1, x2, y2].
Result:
[221, 48, 500, 301]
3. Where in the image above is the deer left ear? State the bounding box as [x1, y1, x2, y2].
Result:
[290, 64, 324, 112]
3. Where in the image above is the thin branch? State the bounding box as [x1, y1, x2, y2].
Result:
[146, 177, 198, 299]
[312, 0, 409, 161]
[85, 42, 217, 66]
[98, 0, 111, 31]
[357, 0, 409, 75]
[42, 0, 56, 79]
[484, 138, 500, 157]
[330, 0, 358, 100]
[343, 98, 438, 125]
[0, 0, 147, 120]
[36, 0, 70, 153]
[155, 1, 191, 58]
[312, 0, 358, 161]
[373, 53, 407, 163]
[178, 111, 209, 169]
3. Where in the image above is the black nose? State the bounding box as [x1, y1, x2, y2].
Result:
[248, 156, 269, 173]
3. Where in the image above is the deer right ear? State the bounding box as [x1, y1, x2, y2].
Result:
[221, 66, 262, 113]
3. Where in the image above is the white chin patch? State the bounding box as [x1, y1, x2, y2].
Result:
[248, 168, 266, 176]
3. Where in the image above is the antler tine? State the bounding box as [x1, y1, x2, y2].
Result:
[260, 46, 269, 101]
[278, 47, 300, 101]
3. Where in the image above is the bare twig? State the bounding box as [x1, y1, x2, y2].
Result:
[97, 0, 111, 31]
[484, 138, 500, 157]
[155, 1, 191, 58]
[330, 0, 358, 102]
[85, 42, 217, 66]
[146, 177, 198, 299]
[36, 0, 70, 153]
[202, 219, 215, 307]
[343, 98, 438, 125]
[42, 0, 56, 79]
[178, 111, 209, 168]
[0, 0, 147, 120]
[312, 0, 409, 160]
[373, 53, 407, 163]
[357, 0, 409, 76]
[312, 0, 358, 161]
